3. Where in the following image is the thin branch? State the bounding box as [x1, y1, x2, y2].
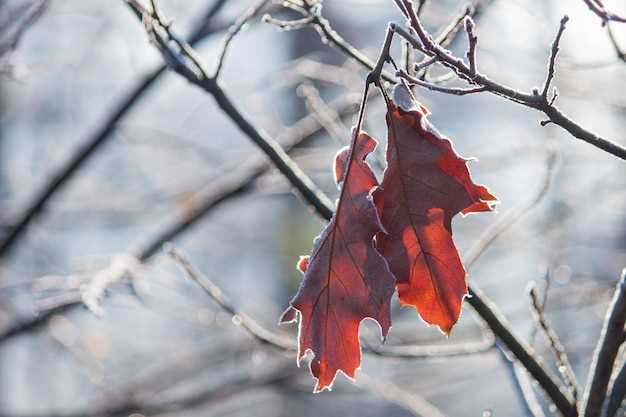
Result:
[0, 0, 230, 260]
[167, 246, 296, 350]
[466, 285, 576, 417]
[607, 24, 626, 63]
[264, 1, 397, 82]
[528, 281, 580, 401]
[582, 269, 626, 417]
[464, 16, 478, 76]
[497, 345, 548, 417]
[297, 82, 350, 145]
[541, 16, 569, 99]
[402, 39, 413, 76]
[582, 0, 626, 25]
[365, 335, 494, 358]
[213, 0, 271, 79]
[0, 0, 50, 57]
[415, 0, 428, 16]
[434, 4, 476, 48]
[397, 69, 486, 95]
[603, 359, 626, 417]
[414, 56, 437, 72]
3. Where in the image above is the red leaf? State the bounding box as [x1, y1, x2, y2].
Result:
[373, 84, 497, 334]
[281, 132, 395, 392]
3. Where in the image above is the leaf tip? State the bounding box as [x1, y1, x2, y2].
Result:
[333, 146, 350, 186]
[279, 306, 298, 324]
[296, 255, 310, 273]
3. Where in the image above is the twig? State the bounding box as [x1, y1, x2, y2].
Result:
[529, 270, 551, 346]
[397, 69, 486, 95]
[603, 359, 626, 417]
[402, 39, 414, 76]
[464, 16, 478, 76]
[167, 246, 296, 350]
[467, 285, 576, 417]
[582, 0, 626, 25]
[434, 4, 476, 48]
[607, 24, 626, 63]
[541, 16, 569, 99]
[0, 0, 230, 260]
[528, 281, 580, 401]
[414, 56, 437, 72]
[264, 1, 397, 82]
[365, 335, 494, 358]
[297, 82, 350, 145]
[213, 0, 271, 79]
[581, 269, 626, 417]
[415, 0, 428, 16]
[0, 0, 50, 57]
[497, 345, 548, 417]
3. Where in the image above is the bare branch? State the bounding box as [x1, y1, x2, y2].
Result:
[607, 24, 626, 63]
[541, 16, 569, 99]
[582, 269, 626, 417]
[603, 359, 626, 417]
[397, 69, 486, 95]
[497, 346, 548, 417]
[467, 285, 576, 417]
[582, 0, 626, 25]
[167, 246, 296, 350]
[297, 82, 350, 145]
[213, 0, 271, 79]
[464, 16, 478, 76]
[0, 0, 50, 56]
[528, 281, 580, 401]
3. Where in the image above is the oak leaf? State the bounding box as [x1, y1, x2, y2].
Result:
[373, 84, 497, 334]
[281, 132, 395, 392]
